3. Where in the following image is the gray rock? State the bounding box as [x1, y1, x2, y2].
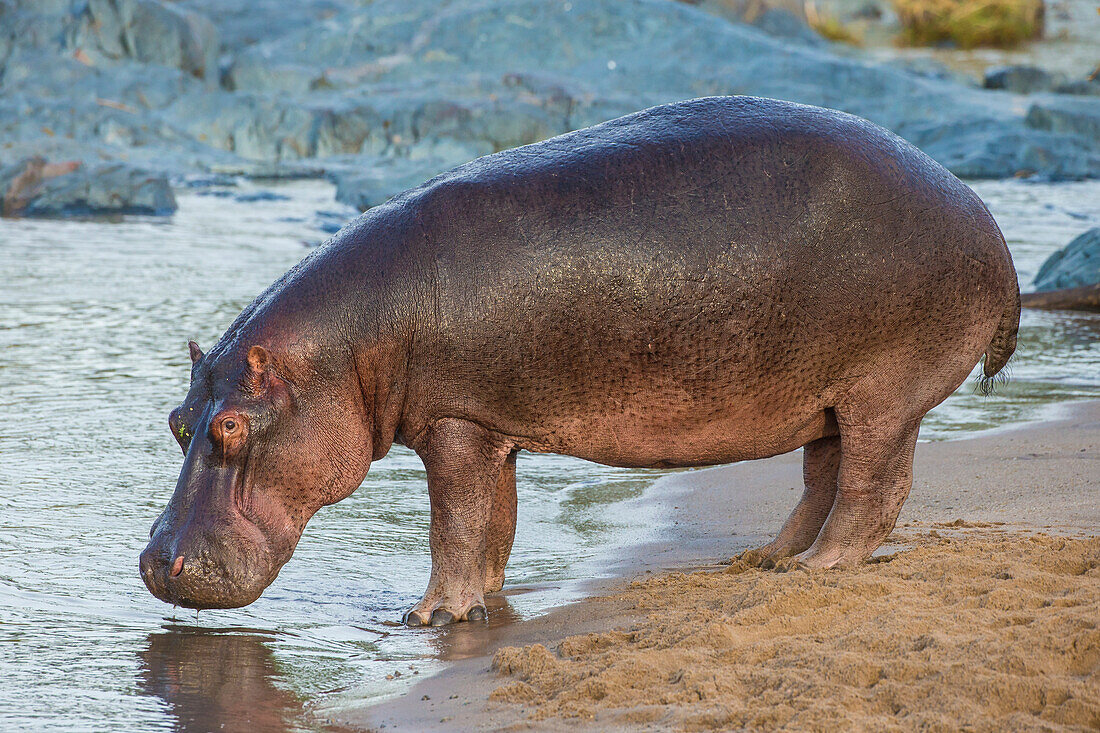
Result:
[4, 0, 1100, 219]
[1026, 97, 1100, 145]
[222, 58, 322, 94]
[751, 9, 826, 46]
[174, 0, 349, 53]
[983, 65, 1055, 94]
[850, 1, 884, 20]
[1033, 228, 1100, 292]
[1054, 78, 1100, 97]
[68, 0, 219, 82]
[226, 0, 1099, 186]
[0, 90, 226, 174]
[332, 157, 455, 211]
[887, 57, 974, 85]
[0, 156, 177, 217]
[2, 48, 204, 110]
[913, 123, 1100, 180]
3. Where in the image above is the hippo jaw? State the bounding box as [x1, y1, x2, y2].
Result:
[139, 515, 278, 610]
[138, 459, 301, 610]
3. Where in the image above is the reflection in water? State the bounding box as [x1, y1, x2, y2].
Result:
[139, 627, 301, 733]
[428, 593, 526, 662]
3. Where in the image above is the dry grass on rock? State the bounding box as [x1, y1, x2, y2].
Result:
[892, 0, 1044, 48]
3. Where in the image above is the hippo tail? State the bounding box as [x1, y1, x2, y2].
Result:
[978, 289, 1020, 395]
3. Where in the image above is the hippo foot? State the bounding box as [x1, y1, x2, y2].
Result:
[789, 547, 858, 570]
[732, 548, 771, 567]
[403, 599, 488, 627]
[733, 542, 802, 569]
[777, 545, 864, 571]
[771, 556, 808, 573]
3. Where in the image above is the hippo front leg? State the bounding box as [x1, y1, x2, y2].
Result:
[404, 418, 515, 627]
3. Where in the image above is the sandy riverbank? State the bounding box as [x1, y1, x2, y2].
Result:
[331, 401, 1100, 732]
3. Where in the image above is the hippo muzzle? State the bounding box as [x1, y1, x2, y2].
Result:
[140, 452, 286, 609]
[140, 511, 275, 610]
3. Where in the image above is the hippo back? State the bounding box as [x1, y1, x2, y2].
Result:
[373, 96, 1016, 464]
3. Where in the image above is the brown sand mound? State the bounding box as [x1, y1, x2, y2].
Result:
[490, 530, 1100, 731]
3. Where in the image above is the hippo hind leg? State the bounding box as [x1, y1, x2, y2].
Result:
[483, 450, 518, 594]
[781, 413, 921, 570]
[740, 435, 841, 567]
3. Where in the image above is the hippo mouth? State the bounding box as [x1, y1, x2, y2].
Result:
[139, 506, 281, 610]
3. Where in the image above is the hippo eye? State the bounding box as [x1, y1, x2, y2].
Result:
[223, 419, 238, 433]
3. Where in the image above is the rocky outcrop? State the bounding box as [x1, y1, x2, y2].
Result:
[983, 66, 1100, 98]
[1054, 78, 1100, 97]
[1, 0, 1099, 217]
[213, 0, 1100, 196]
[750, 8, 826, 46]
[1026, 97, 1100, 147]
[332, 158, 455, 211]
[1021, 228, 1100, 312]
[0, 156, 176, 217]
[69, 0, 219, 82]
[1033, 228, 1100, 292]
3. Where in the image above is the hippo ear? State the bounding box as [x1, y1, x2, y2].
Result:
[247, 345, 271, 373]
[246, 345, 281, 395]
[188, 341, 203, 364]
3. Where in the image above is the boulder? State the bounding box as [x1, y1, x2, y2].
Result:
[225, 0, 1100, 187]
[983, 65, 1055, 94]
[1020, 284, 1100, 312]
[173, 0, 349, 53]
[68, 0, 219, 82]
[0, 156, 177, 217]
[1032, 228, 1100, 292]
[332, 157, 456, 211]
[751, 9, 826, 46]
[914, 123, 1100, 180]
[1054, 78, 1100, 97]
[887, 57, 971, 84]
[1026, 97, 1100, 145]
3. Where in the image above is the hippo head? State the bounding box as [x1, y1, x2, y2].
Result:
[139, 340, 372, 609]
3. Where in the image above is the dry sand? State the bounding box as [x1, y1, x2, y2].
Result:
[491, 529, 1099, 730]
[335, 401, 1100, 732]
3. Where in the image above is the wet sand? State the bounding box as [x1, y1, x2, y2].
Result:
[330, 401, 1100, 732]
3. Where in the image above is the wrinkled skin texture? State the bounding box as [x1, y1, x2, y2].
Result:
[140, 96, 1020, 624]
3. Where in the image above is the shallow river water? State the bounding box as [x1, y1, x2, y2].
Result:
[1, 179, 1098, 731]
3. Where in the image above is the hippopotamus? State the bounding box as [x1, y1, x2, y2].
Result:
[139, 96, 1020, 626]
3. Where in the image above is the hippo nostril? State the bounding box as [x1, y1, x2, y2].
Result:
[170, 556, 184, 578]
